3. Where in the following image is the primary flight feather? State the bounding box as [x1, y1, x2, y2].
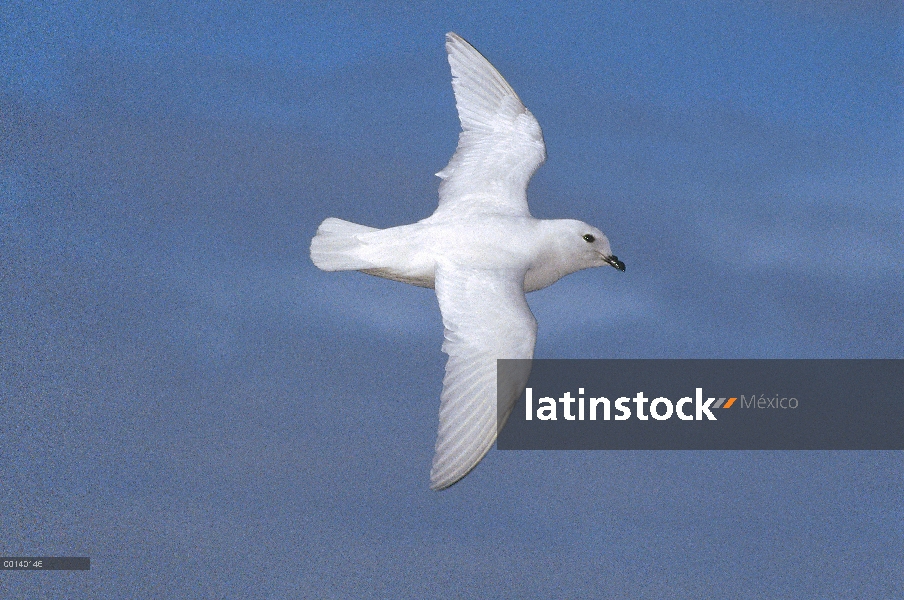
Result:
[310, 32, 624, 490]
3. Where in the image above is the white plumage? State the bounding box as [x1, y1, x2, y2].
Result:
[311, 32, 624, 490]
[435, 33, 546, 219]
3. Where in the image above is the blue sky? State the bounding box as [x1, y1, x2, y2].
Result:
[2, 1, 902, 597]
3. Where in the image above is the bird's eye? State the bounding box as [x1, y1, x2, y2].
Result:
[582, 234, 595, 243]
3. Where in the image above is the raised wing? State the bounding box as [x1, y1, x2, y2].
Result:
[433, 32, 547, 219]
[430, 261, 537, 490]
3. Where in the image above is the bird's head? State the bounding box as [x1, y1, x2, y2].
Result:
[560, 220, 625, 272]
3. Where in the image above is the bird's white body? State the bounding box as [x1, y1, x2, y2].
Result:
[313, 215, 615, 291]
[310, 33, 623, 490]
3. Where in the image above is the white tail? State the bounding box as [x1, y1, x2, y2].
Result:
[310, 218, 381, 271]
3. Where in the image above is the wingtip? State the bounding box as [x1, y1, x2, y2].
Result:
[429, 473, 463, 492]
[445, 31, 469, 50]
[429, 465, 458, 491]
[429, 444, 489, 491]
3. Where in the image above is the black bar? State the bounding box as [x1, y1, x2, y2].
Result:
[0, 557, 90, 570]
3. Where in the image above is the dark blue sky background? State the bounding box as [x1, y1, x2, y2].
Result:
[2, 1, 902, 598]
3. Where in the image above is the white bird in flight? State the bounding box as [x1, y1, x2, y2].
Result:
[311, 32, 624, 490]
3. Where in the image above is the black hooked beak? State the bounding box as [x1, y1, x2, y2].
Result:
[604, 255, 625, 272]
